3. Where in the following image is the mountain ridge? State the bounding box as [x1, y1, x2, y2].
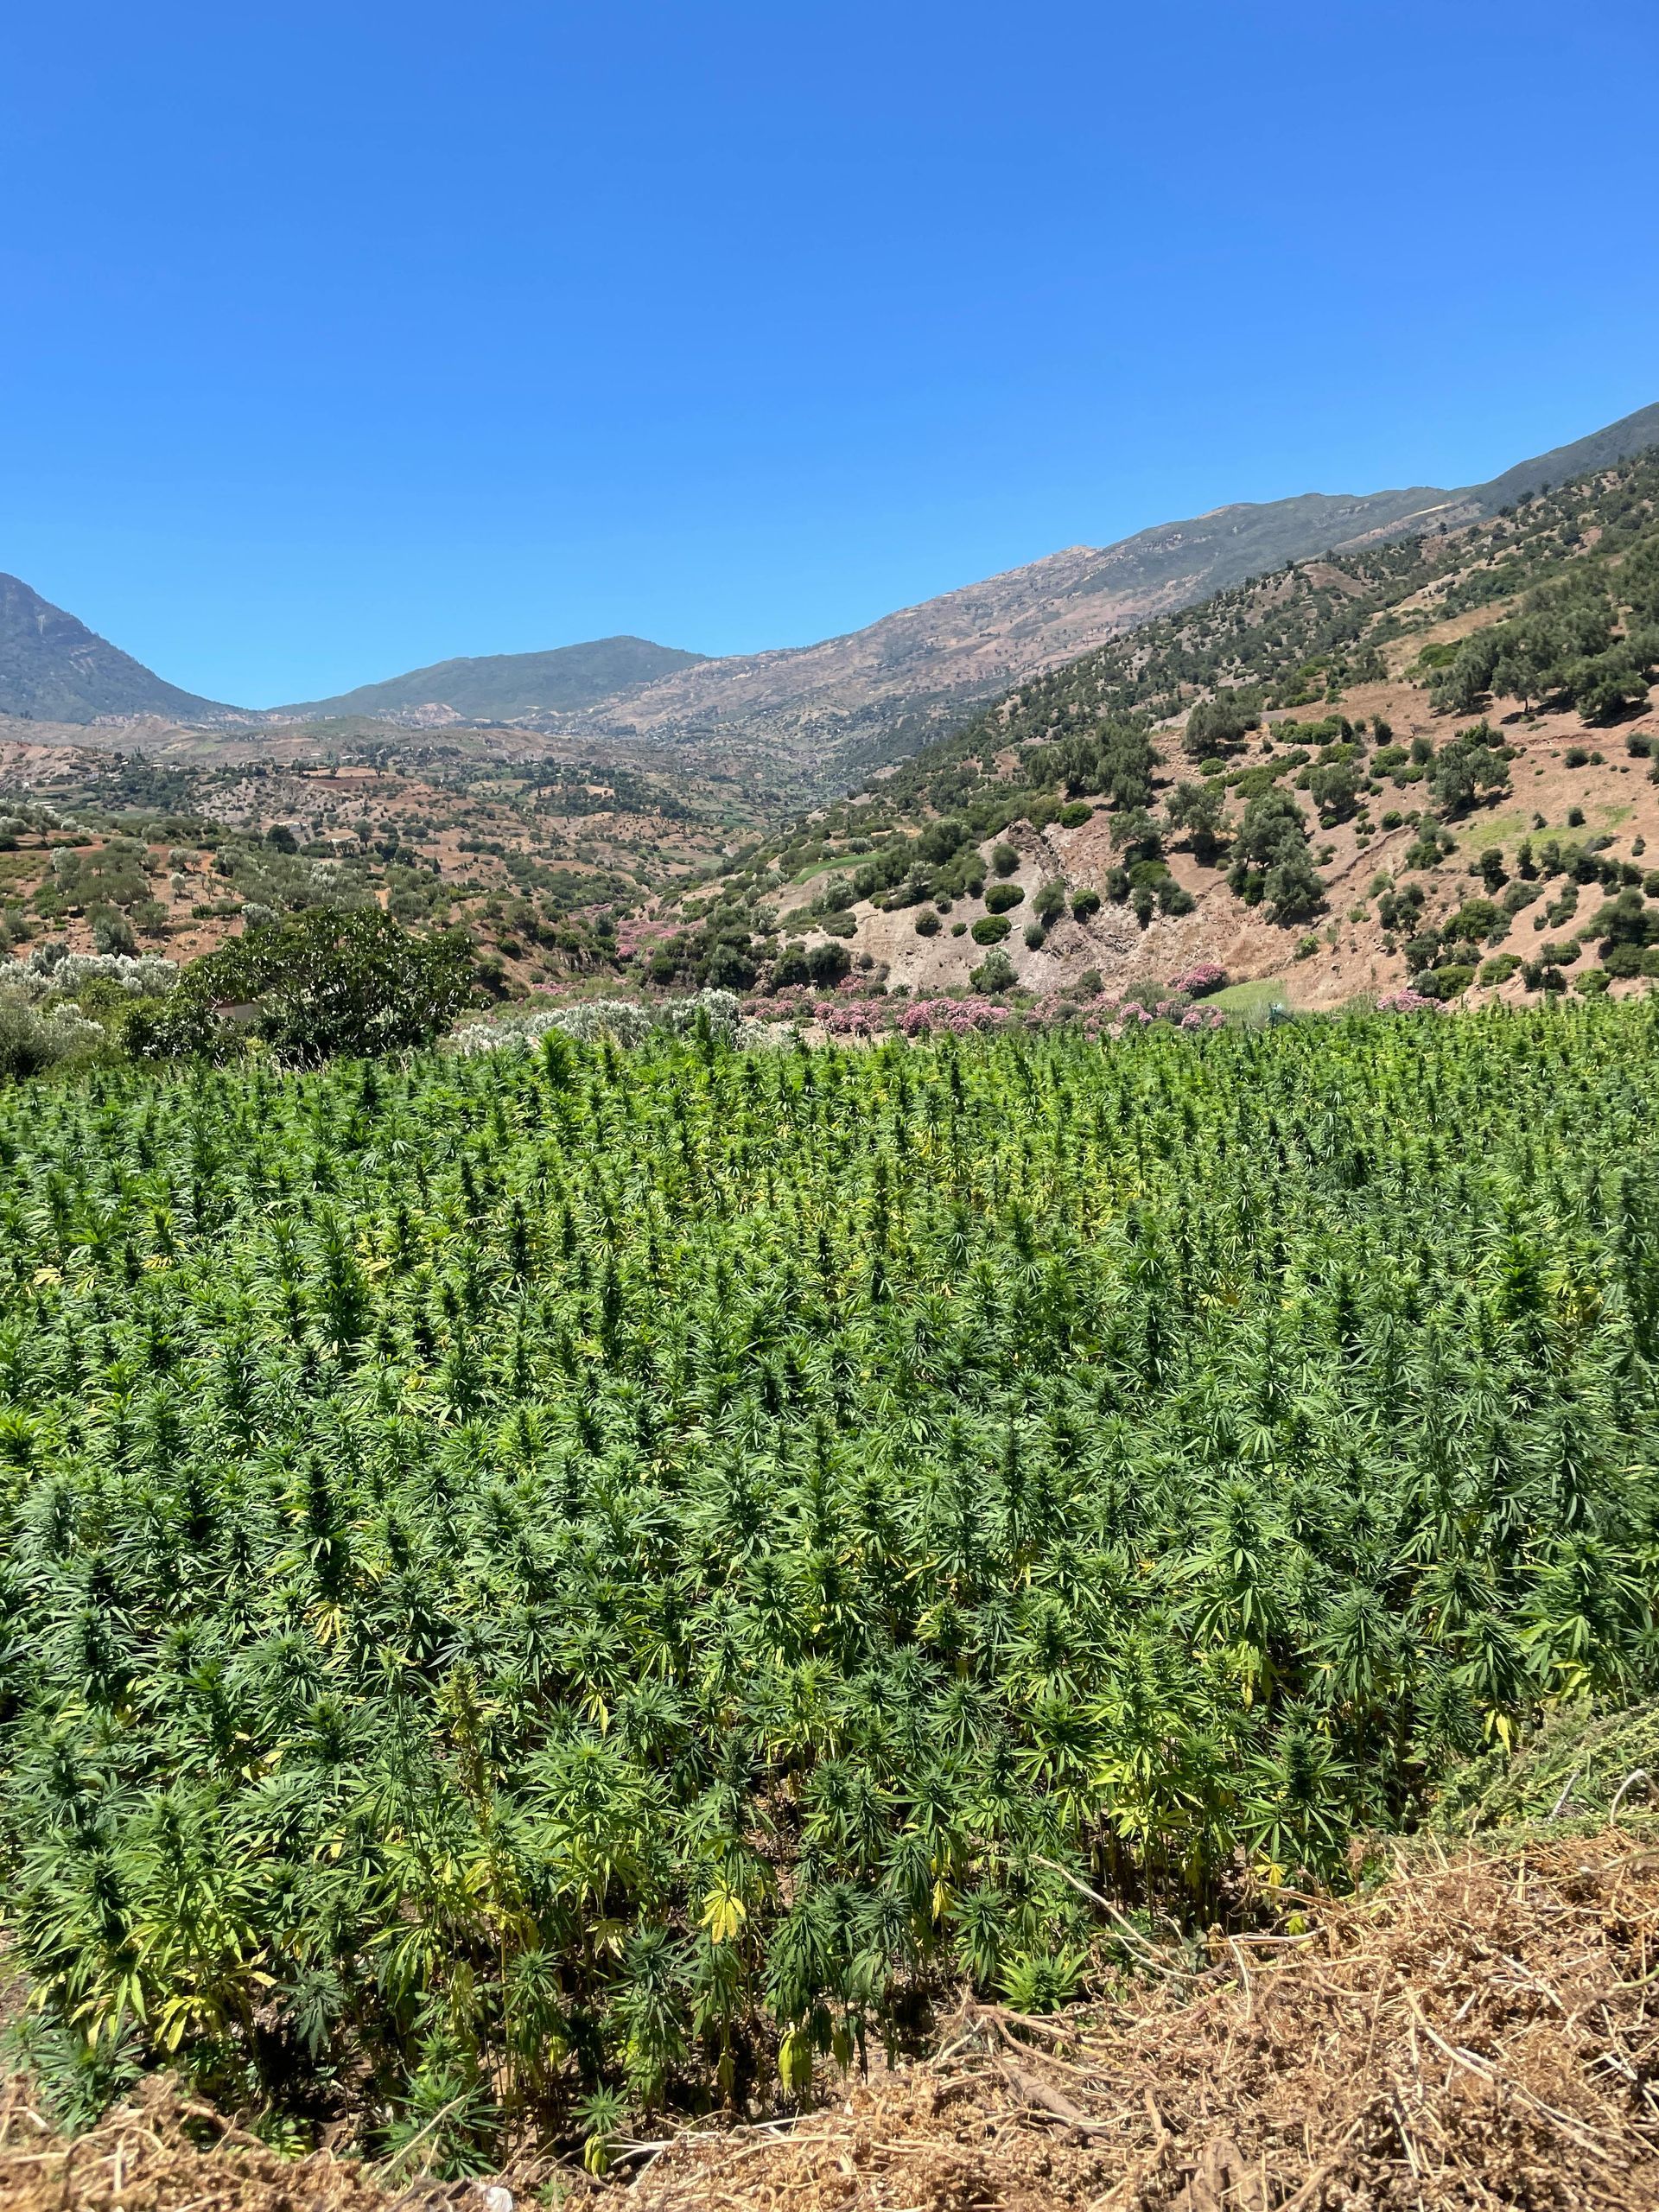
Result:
[329, 402, 1659, 793]
[7, 401, 1658, 756]
[0, 573, 228, 725]
[279, 633, 709, 722]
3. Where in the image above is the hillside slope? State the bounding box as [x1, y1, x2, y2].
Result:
[237, 404, 1659, 803]
[279, 632, 709, 721]
[646, 442, 1659, 1014]
[0, 574, 228, 724]
[442, 400, 1659, 789]
[7, 402, 1657, 791]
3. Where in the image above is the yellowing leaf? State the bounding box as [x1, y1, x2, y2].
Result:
[701, 1883, 747, 1944]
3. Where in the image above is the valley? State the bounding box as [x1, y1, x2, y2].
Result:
[8, 408, 1659, 1026]
[3, 408, 1659, 2202]
[10, 6, 1659, 2202]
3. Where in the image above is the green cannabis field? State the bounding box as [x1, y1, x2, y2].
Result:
[1, 1007, 1656, 2165]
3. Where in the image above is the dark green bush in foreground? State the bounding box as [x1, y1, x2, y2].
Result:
[1, 1004, 1657, 2164]
[128, 906, 472, 1064]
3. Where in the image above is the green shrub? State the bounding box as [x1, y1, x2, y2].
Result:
[131, 908, 474, 1064]
[0, 996, 106, 1081]
[1071, 887, 1101, 921]
[91, 908, 138, 956]
[983, 882, 1026, 915]
[1444, 898, 1503, 944]
[1058, 802, 1093, 827]
[813, 873, 857, 915]
[1182, 695, 1259, 757]
[968, 946, 1016, 992]
[1427, 724, 1511, 815]
[913, 910, 941, 937]
[970, 914, 1012, 945]
[1227, 789, 1325, 924]
[804, 940, 852, 986]
[1167, 779, 1228, 863]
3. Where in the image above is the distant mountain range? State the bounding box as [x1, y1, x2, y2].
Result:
[5, 400, 1658, 779]
[281, 635, 709, 721]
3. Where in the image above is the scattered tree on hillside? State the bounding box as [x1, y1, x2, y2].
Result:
[1166, 779, 1229, 863]
[1182, 695, 1261, 758]
[1427, 723, 1512, 815]
[1430, 573, 1657, 722]
[1307, 756, 1362, 826]
[1227, 789, 1325, 923]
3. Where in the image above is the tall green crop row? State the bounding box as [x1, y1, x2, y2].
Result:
[0, 1007, 1656, 2163]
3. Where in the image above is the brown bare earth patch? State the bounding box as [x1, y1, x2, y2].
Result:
[3, 1832, 1655, 2212]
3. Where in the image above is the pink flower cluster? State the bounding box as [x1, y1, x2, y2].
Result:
[1171, 963, 1227, 997]
[896, 998, 1016, 1035]
[613, 917, 673, 957]
[812, 997, 893, 1036]
[801, 995, 1019, 1037]
[1375, 988, 1441, 1014]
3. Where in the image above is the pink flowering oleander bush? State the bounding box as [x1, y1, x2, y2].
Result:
[1021, 994, 1084, 1027]
[899, 998, 1016, 1036]
[1172, 963, 1227, 997]
[613, 918, 674, 958]
[812, 998, 878, 1036]
[1376, 988, 1442, 1014]
[746, 987, 816, 1017]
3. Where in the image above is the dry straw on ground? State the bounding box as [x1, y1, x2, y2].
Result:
[3, 1831, 1656, 2212]
[631, 1830, 1659, 2212]
[0, 2073, 395, 2212]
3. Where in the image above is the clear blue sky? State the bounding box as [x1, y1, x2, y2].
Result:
[4, 1, 1657, 709]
